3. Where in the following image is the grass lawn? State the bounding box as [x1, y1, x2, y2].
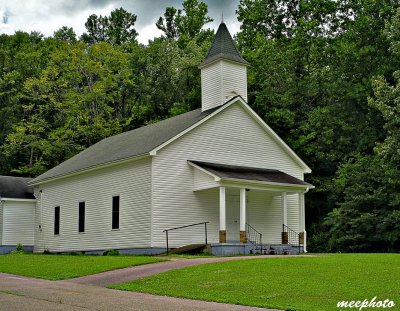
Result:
[110, 254, 400, 311]
[0, 254, 165, 280]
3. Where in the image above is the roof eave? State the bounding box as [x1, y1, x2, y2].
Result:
[1, 197, 37, 202]
[29, 153, 151, 186]
[198, 56, 250, 69]
[221, 177, 314, 191]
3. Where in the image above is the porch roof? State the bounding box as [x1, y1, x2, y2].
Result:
[188, 161, 313, 188]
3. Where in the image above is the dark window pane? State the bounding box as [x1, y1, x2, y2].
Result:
[112, 196, 119, 229]
[79, 202, 85, 233]
[54, 206, 60, 235]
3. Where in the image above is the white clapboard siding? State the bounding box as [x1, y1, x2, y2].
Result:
[247, 191, 300, 244]
[192, 166, 219, 191]
[155, 188, 220, 249]
[2, 201, 35, 245]
[247, 191, 282, 244]
[0, 203, 3, 243]
[221, 61, 247, 103]
[152, 102, 304, 247]
[201, 60, 247, 111]
[201, 62, 222, 111]
[287, 194, 300, 232]
[34, 157, 151, 253]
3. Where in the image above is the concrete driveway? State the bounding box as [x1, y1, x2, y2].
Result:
[0, 255, 295, 310]
[0, 273, 277, 311]
[68, 254, 297, 287]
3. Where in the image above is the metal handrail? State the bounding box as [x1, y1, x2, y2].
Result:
[283, 224, 301, 253]
[246, 223, 263, 254]
[163, 221, 209, 255]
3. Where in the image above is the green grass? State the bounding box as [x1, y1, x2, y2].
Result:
[0, 254, 165, 280]
[110, 254, 400, 311]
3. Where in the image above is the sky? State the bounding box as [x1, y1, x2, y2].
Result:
[0, 0, 241, 44]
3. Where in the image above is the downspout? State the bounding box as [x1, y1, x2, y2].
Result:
[33, 190, 43, 252]
[302, 187, 309, 253]
[33, 190, 43, 231]
[39, 190, 43, 232]
[0, 195, 3, 246]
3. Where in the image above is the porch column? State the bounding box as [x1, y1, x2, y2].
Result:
[240, 188, 247, 243]
[298, 192, 307, 252]
[219, 186, 226, 243]
[281, 192, 288, 244]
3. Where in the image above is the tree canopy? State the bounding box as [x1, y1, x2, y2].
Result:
[156, 0, 214, 47]
[81, 7, 138, 45]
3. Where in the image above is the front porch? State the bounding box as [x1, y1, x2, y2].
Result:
[187, 161, 313, 256]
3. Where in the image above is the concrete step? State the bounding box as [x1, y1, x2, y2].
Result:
[251, 244, 303, 255]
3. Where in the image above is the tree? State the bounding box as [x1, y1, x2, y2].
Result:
[108, 8, 139, 45]
[156, 7, 179, 39]
[82, 14, 107, 44]
[313, 7, 400, 252]
[369, 8, 400, 207]
[236, 0, 358, 61]
[1, 41, 134, 175]
[156, 0, 213, 47]
[54, 26, 77, 42]
[81, 8, 138, 45]
[0, 32, 62, 175]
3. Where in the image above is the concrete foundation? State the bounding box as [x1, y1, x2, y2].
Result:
[209, 243, 253, 256]
[83, 248, 167, 255]
[0, 245, 34, 254]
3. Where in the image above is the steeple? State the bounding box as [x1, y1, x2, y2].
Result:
[199, 22, 249, 69]
[199, 22, 249, 111]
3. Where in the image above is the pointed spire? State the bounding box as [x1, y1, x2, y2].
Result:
[221, 11, 224, 23]
[199, 22, 249, 68]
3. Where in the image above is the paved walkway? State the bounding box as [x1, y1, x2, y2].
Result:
[68, 254, 297, 287]
[0, 255, 300, 310]
[0, 273, 274, 311]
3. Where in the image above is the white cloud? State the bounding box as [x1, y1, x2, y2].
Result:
[139, 23, 163, 44]
[0, 1, 117, 37]
[0, 0, 241, 44]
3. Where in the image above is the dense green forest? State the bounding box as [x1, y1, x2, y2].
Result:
[1, 0, 399, 253]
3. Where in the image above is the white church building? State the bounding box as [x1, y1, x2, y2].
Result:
[0, 22, 313, 255]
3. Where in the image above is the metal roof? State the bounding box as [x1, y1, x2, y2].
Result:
[199, 22, 249, 68]
[189, 161, 313, 188]
[0, 176, 35, 199]
[31, 107, 218, 184]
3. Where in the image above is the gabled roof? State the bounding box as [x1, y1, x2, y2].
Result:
[199, 22, 249, 68]
[189, 161, 313, 188]
[0, 176, 35, 199]
[30, 107, 218, 185]
[31, 96, 311, 186]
